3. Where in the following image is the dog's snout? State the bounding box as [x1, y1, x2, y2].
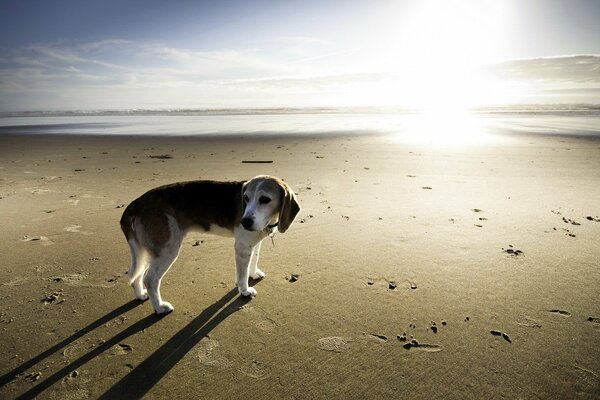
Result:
[241, 217, 254, 230]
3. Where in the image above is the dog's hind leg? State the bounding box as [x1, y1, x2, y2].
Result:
[143, 216, 183, 314]
[249, 240, 265, 280]
[127, 238, 149, 301]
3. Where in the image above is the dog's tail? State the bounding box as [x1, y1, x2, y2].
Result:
[120, 202, 143, 284]
[119, 201, 138, 240]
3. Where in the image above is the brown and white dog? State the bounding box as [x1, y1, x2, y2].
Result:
[120, 175, 300, 314]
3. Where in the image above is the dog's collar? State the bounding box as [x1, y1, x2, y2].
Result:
[264, 222, 278, 246]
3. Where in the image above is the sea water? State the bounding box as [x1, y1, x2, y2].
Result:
[1, 107, 599, 141]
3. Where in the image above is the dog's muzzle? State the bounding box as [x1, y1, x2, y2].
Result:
[241, 217, 254, 231]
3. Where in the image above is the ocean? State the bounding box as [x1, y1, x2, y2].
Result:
[1, 106, 599, 141]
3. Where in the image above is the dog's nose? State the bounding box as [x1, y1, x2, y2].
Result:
[241, 217, 254, 231]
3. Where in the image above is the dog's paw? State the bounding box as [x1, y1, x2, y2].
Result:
[240, 287, 257, 298]
[134, 289, 149, 301]
[154, 301, 174, 315]
[250, 269, 265, 280]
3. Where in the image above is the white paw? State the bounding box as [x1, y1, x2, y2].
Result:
[154, 301, 174, 315]
[250, 269, 265, 280]
[134, 289, 149, 301]
[240, 287, 257, 297]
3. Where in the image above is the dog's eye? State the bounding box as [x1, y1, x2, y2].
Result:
[243, 194, 249, 203]
[259, 196, 271, 205]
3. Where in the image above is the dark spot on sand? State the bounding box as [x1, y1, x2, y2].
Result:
[410, 283, 417, 289]
[549, 309, 571, 317]
[472, 208, 483, 213]
[562, 216, 581, 225]
[118, 343, 133, 353]
[148, 154, 172, 159]
[287, 274, 299, 283]
[587, 316, 600, 323]
[115, 204, 125, 208]
[192, 240, 202, 247]
[367, 279, 374, 286]
[388, 282, 397, 290]
[502, 246, 524, 256]
[431, 324, 438, 333]
[585, 216, 600, 222]
[422, 186, 432, 190]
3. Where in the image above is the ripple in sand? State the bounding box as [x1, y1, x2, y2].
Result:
[20, 235, 54, 245]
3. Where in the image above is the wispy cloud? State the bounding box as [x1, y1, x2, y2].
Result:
[1, 38, 599, 110]
[488, 55, 600, 84]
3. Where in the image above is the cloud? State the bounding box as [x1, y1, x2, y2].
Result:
[1, 38, 599, 110]
[487, 55, 600, 84]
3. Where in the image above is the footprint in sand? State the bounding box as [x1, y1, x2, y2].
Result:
[196, 338, 232, 369]
[64, 224, 92, 235]
[239, 360, 270, 380]
[517, 315, 542, 328]
[318, 336, 349, 353]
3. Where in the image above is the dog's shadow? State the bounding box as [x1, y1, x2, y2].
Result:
[6, 288, 249, 399]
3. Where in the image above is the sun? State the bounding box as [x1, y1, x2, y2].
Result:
[390, 1, 512, 109]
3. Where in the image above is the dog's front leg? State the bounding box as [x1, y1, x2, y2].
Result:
[249, 240, 265, 280]
[234, 230, 261, 297]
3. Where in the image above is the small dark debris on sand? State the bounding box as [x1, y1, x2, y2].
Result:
[367, 278, 374, 286]
[148, 154, 172, 159]
[402, 339, 442, 351]
[587, 316, 600, 323]
[490, 330, 512, 343]
[472, 208, 483, 213]
[18, 371, 42, 382]
[586, 216, 600, 222]
[388, 282, 397, 290]
[410, 283, 417, 289]
[549, 309, 571, 317]
[430, 323, 438, 333]
[115, 204, 125, 208]
[192, 240, 203, 246]
[562, 217, 581, 225]
[241, 160, 273, 164]
[287, 274, 299, 283]
[502, 245, 523, 256]
[366, 333, 388, 342]
[42, 290, 64, 304]
[421, 186, 432, 190]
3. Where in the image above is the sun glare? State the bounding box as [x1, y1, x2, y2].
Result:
[377, 1, 514, 145]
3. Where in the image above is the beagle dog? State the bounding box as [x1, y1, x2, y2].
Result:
[120, 175, 300, 314]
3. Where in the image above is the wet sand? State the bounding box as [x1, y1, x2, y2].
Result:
[0, 132, 599, 399]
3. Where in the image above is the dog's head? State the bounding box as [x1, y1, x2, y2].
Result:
[240, 175, 300, 233]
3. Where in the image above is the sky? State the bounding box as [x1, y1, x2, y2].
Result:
[1, 0, 599, 111]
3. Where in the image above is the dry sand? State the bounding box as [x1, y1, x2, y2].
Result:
[0, 132, 599, 399]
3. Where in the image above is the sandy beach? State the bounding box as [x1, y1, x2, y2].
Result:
[0, 131, 599, 399]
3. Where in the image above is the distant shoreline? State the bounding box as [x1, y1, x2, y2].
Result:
[1, 104, 600, 119]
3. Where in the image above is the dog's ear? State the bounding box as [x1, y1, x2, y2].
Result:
[241, 181, 249, 211]
[278, 181, 300, 233]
